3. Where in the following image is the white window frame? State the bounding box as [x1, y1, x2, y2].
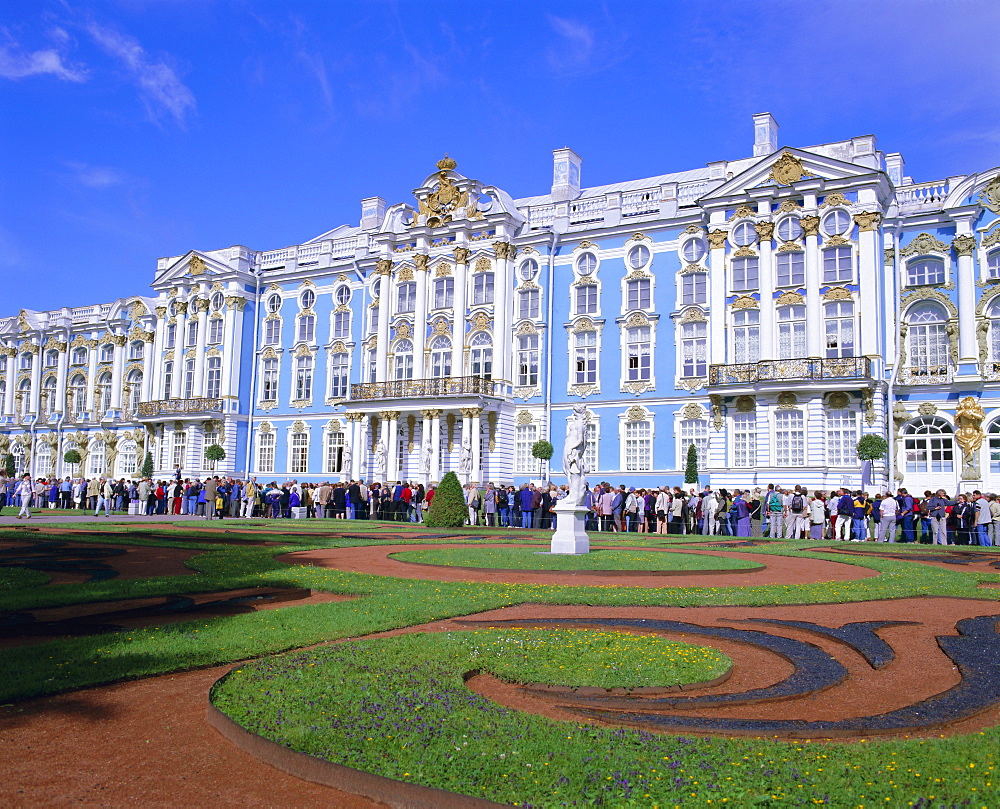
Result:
[623, 324, 653, 384]
[775, 251, 805, 288]
[680, 272, 707, 306]
[621, 417, 653, 472]
[731, 411, 757, 468]
[732, 309, 760, 364]
[679, 321, 707, 378]
[328, 352, 350, 399]
[822, 245, 854, 284]
[260, 356, 279, 402]
[677, 417, 709, 471]
[324, 428, 345, 475]
[289, 429, 310, 475]
[773, 410, 806, 467]
[294, 354, 314, 401]
[257, 429, 276, 474]
[514, 423, 538, 473]
[826, 409, 858, 467]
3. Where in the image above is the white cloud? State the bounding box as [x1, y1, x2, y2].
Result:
[65, 161, 127, 189]
[546, 15, 595, 74]
[85, 22, 195, 127]
[0, 41, 87, 82]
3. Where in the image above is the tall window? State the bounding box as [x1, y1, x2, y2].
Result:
[89, 440, 107, 476]
[325, 430, 345, 475]
[42, 377, 56, 416]
[907, 304, 949, 375]
[626, 326, 651, 381]
[681, 273, 706, 305]
[186, 321, 199, 347]
[367, 348, 377, 383]
[204, 426, 219, 469]
[826, 410, 857, 466]
[988, 421, 1000, 473]
[397, 282, 416, 313]
[904, 416, 954, 473]
[733, 310, 760, 363]
[823, 247, 853, 283]
[469, 332, 492, 379]
[118, 440, 138, 477]
[515, 424, 537, 473]
[125, 371, 142, 415]
[575, 284, 598, 314]
[680, 322, 707, 377]
[583, 422, 598, 472]
[433, 278, 454, 309]
[430, 336, 451, 378]
[394, 339, 414, 380]
[472, 273, 494, 305]
[63, 441, 80, 475]
[679, 418, 708, 468]
[298, 314, 316, 343]
[517, 334, 539, 387]
[329, 353, 349, 398]
[165, 324, 176, 349]
[172, 430, 187, 469]
[209, 318, 223, 344]
[206, 357, 222, 399]
[129, 341, 145, 360]
[624, 420, 652, 471]
[36, 443, 52, 478]
[574, 331, 597, 384]
[257, 431, 275, 473]
[163, 361, 173, 398]
[264, 319, 281, 345]
[626, 278, 651, 310]
[97, 372, 112, 416]
[261, 357, 278, 401]
[183, 359, 195, 398]
[732, 412, 756, 467]
[290, 431, 309, 474]
[908, 257, 945, 286]
[100, 344, 114, 362]
[777, 305, 806, 359]
[731, 257, 759, 291]
[295, 355, 313, 400]
[775, 252, 804, 287]
[368, 306, 379, 335]
[333, 312, 351, 339]
[518, 289, 540, 320]
[19, 353, 33, 370]
[45, 350, 58, 368]
[774, 411, 805, 466]
[824, 301, 855, 358]
[988, 250, 1000, 281]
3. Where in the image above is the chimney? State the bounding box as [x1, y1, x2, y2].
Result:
[361, 196, 386, 230]
[884, 153, 905, 186]
[753, 112, 779, 157]
[551, 147, 582, 202]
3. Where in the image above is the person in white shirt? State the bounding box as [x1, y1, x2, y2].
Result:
[15, 474, 34, 519]
[877, 492, 899, 542]
[702, 488, 719, 536]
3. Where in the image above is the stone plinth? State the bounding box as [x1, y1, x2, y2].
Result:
[549, 501, 590, 554]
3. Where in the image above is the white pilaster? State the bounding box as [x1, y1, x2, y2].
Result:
[109, 334, 125, 412]
[855, 212, 881, 357]
[413, 257, 429, 379]
[757, 224, 775, 361]
[452, 248, 469, 378]
[471, 407, 482, 484]
[803, 215, 822, 358]
[375, 260, 393, 383]
[430, 410, 442, 482]
[54, 341, 68, 414]
[2, 347, 15, 416]
[493, 242, 514, 382]
[707, 231, 727, 364]
[192, 301, 210, 395]
[954, 227, 977, 363]
[170, 303, 187, 398]
[147, 308, 165, 402]
[85, 340, 99, 412]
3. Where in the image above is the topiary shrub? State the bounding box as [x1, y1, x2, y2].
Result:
[63, 449, 82, 467]
[684, 443, 699, 484]
[856, 434, 889, 462]
[205, 443, 226, 470]
[531, 440, 554, 461]
[424, 471, 468, 528]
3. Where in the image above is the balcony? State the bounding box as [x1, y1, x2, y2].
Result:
[350, 376, 511, 401]
[136, 397, 224, 417]
[897, 365, 954, 386]
[708, 357, 872, 386]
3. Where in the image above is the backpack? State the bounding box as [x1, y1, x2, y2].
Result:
[791, 494, 804, 513]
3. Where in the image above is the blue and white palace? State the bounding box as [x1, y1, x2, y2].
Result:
[3, 113, 1000, 494]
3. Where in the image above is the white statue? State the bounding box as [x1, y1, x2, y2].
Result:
[419, 439, 433, 476]
[459, 437, 473, 474]
[563, 403, 589, 507]
[340, 441, 352, 476]
[373, 440, 388, 477]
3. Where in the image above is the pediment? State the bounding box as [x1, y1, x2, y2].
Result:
[945, 167, 1000, 212]
[154, 250, 228, 285]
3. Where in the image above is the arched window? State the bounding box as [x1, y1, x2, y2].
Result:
[42, 377, 56, 416]
[329, 353, 349, 398]
[988, 420, 1000, 473]
[397, 281, 416, 313]
[100, 344, 115, 362]
[70, 375, 87, 418]
[903, 416, 954, 473]
[295, 355, 313, 400]
[733, 309, 760, 363]
[908, 257, 945, 286]
[18, 378, 31, 419]
[472, 272, 495, 305]
[394, 339, 414, 380]
[20, 352, 33, 370]
[824, 301, 855, 358]
[777, 305, 806, 359]
[125, 370, 142, 415]
[117, 440, 138, 477]
[35, 443, 52, 479]
[96, 372, 112, 416]
[89, 440, 106, 476]
[907, 303, 949, 375]
[206, 357, 222, 399]
[430, 336, 451, 378]
[990, 300, 1000, 364]
[71, 347, 87, 365]
[469, 331, 492, 379]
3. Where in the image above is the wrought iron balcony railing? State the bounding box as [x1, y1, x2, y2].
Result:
[897, 365, 954, 386]
[708, 357, 872, 386]
[350, 376, 511, 401]
[136, 397, 224, 417]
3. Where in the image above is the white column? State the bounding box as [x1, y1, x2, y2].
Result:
[109, 334, 126, 412]
[54, 340, 68, 414]
[470, 407, 482, 484]
[855, 212, 882, 358]
[85, 340, 99, 412]
[707, 231, 727, 364]
[954, 230, 977, 363]
[413, 256, 429, 379]
[222, 296, 244, 398]
[452, 248, 470, 378]
[148, 308, 166, 402]
[430, 410, 442, 482]
[420, 409, 433, 484]
[2, 347, 15, 416]
[493, 242, 514, 382]
[348, 414, 363, 480]
[461, 408, 472, 483]
[28, 345, 41, 414]
[375, 260, 393, 383]
[756, 224, 775, 360]
[170, 302, 188, 398]
[802, 215, 822, 358]
[192, 301, 210, 395]
[386, 410, 399, 481]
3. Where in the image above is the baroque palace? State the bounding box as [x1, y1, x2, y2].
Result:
[3, 113, 1000, 494]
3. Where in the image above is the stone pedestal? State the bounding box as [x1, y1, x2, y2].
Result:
[549, 502, 590, 554]
[128, 502, 141, 516]
[290, 507, 309, 519]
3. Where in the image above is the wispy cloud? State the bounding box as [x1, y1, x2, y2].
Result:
[0, 33, 87, 82]
[85, 22, 195, 127]
[546, 15, 595, 73]
[65, 161, 127, 189]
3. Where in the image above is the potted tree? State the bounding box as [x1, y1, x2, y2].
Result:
[531, 439, 554, 482]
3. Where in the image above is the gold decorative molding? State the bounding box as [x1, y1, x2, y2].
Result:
[735, 395, 756, 412]
[730, 295, 759, 310]
[434, 262, 453, 277]
[515, 321, 538, 335]
[679, 307, 708, 323]
[861, 388, 876, 426]
[827, 391, 850, 409]
[471, 312, 491, 331]
[679, 263, 707, 275]
[396, 266, 414, 282]
[188, 255, 207, 275]
[778, 199, 802, 212]
[756, 221, 775, 241]
[901, 232, 949, 257]
[394, 322, 412, 340]
[732, 246, 757, 258]
[453, 247, 471, 264]
[43, 338, 67, 352]
[680, 402, 704, 420]
[823, 286, 853, 301]
[820, 192, 850, 209]
[625, 405, 647, 422]
[110, 335, 127, 347]
[952, 235, 976, 257]
[732, 205, 756, 220]
[777, 241, 804, 252]
[516, 410, 534, 425]
[474, 255, 492, 273]
[775, 291, 805, 306]
[769, 152, 807, 185]
[776, 391, 798, 409]
[174, 301, 188, 315]
[621, 380, 653, 395]
[155, 306, 167, 318]
[709, 394, 723, 430]
[375, 258, 394, 275]
[493, 242, 515, 260]
[978, 174, 1000, 213]
[800, 216, 820, 237]
[413, 254, 430, 272]
[707, 230, 728, 249]
[824, 235, 851, 247]
[129, 301, 148, 319]
[853, 211, 881, 232]
[982, 227, 1000, 249]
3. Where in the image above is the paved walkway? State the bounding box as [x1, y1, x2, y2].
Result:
[0, 512, 235, 526]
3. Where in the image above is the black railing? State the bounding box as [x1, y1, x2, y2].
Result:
[350, 376, 510, 400]
[708, 357, 872, 385]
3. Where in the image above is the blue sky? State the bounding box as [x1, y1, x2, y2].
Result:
[2, 0, 999, 312]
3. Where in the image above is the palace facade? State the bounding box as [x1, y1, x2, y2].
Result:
[3, 112, 1000, 493]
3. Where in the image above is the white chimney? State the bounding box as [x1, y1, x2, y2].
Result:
[753, 112, 779, 157]
[551, 147, 582, 202]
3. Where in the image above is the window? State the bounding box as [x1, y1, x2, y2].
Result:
[469, 332, 492, 379]
[624, 420, 652, 471]
[574, 331, 597, 385]
[519, 259, 539, 281]
[297, 314, 316, 343]
[325, 430, 345, 474]
[733, 309, 760, 363]
[70, 375, 87, 418]
[371, 279, 381, 300]
[72, 347, 87, 365]
[626, 326, 651, 381]
[45, 350, 58, 367]
[576, 253, 597, 276]
[731, 221, 757, 246]
[264, 319, 281, 345]
[11, 444, 25, 475]
[472, 272, 494, 305]
[824, 301, 855, 358]
[820, 246, 852, 284]
[904, 416, 954, 473]
[430, 336, 451, 378]
[908, 257, 946, 286]
[186, 321, 199, 347]
[129, 340, 145, 360]
[295, 355, 313, 400]
[731, 257, 759, 291]
[774, 411, 805, 466]
[333, 311, 351, 340]
[165, 324, 176, 349]
[516, 334, 539, 387]
[172, 430, 187, 469]
[300, 288, 316, 310]
[209, 319, 224, 344]
[822, 210, 852, 236]
[575, 284, 598, 314]
[19, 353, 32, 370]
[583, 421, 598, 472]
[777, 305, 806, 359]
[367, 348, 377, 383]
[118, 440, 138, 477]
[679, 418, 708, 467]
[211, 292, 225, 311]
[681, 273, 706, 305]
[163, 361, 173, 397]
[682, 239, 706, 262]
[433, 278, 454, 309]
[988, 421, 1000, 473]
[125, 370, 141, 415]
[518, 289, 540, 320]
[826, 410, 857, 466]
[182, 359, 195, 399]
[257, 431, 275, 473]
[907, 304, 949, 374]
[988, 250, 1000, 280]
[394, 339, 414, 380]
[42, 377, 56, 416]
[63, 441, 80, 474]
[681, 322, 707, 377]
[261, 357, 278, 401]
[36, 443, 52, 478]
[96, 372, 112, 415]
[329, 353, 349, 398]
[515, 424, 538, 473]
[626, 278, 651, 310]
[206, 357, 222, 399]
[89, 441, 107, 476]
[266, 295, 282, 313]
[290, 431, 309, 474]
[397, 282, 416, 313]
[368, 306, 379, 335]
[776, 217, 802, 241]
[100, 344, 114, 362]
[627, 244, 651, 270]
[335, 286, 352, 305]
[732, 412, 756, 467]
[776, 252, 804, 287]
[204, 426, 219, 469]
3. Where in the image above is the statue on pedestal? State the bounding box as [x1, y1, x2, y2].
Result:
[955, 396, 985, 480]
[562, 403, 590, 507]
[373, 440, 388, 479]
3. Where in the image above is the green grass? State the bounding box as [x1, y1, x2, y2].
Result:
[391, 546, 761, 571]
[210, 633, 998, 807]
